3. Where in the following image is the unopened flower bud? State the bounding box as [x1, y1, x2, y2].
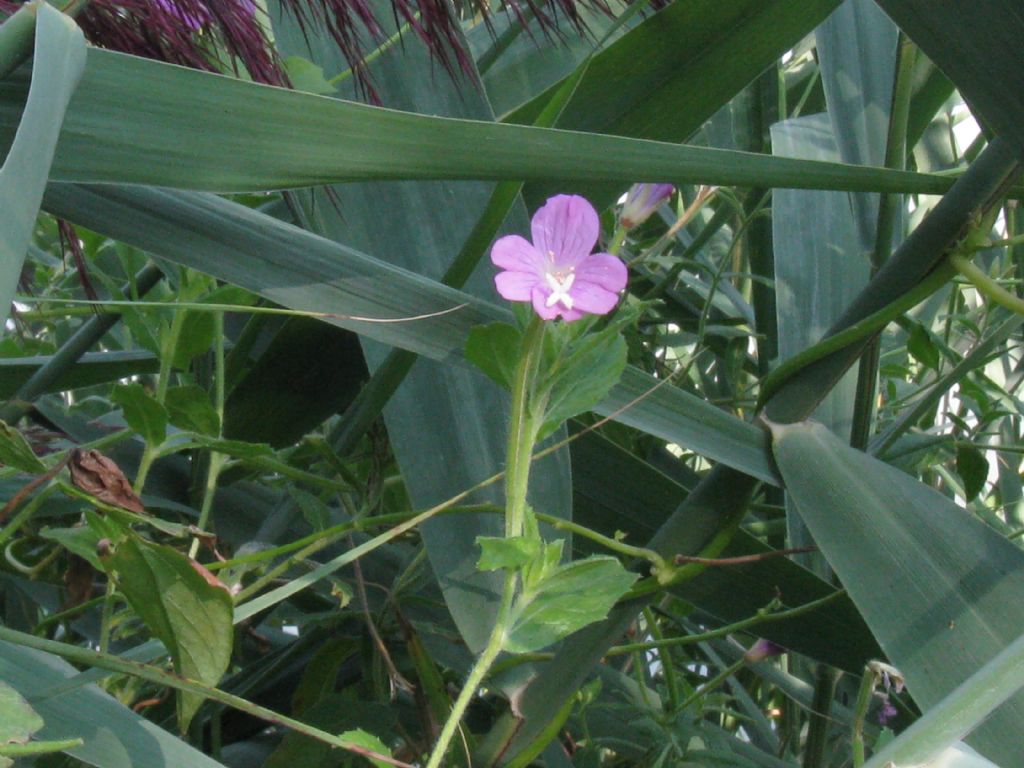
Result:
[619, 183, 674, 230]
[744, 638, 786, 663]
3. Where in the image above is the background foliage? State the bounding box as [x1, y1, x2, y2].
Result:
[1, 0, 1024, 766]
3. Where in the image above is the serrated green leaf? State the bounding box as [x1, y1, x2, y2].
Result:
[101, 534, 233, 732]
[0, 419, 45, 473]
[0, 679, 42, 746]
[337, 729, 392, 768]
[465, 322, 521, 390]
[476, 535, 541, 572]
[507, 555, 637, 653]
[165, 385, 220, 436]
[289, 486, 330, 532]
[541, 328, 627, 440]
[111, 383, 168, 446]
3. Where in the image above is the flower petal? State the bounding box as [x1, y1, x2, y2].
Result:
[530, 285, 562, 321]
[575, 252, 628, 293]
[568, 280, 622, 316]
[491, 235, 546, 274]
[494, 270, 539, 302]
[530, 195, 599, 268]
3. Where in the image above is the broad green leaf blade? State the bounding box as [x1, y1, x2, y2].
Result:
[771, 114, 869, 441]
[43, 183, 780, 484]
[0, 3, 84, 325]
[269, 0, 573, 654]
[772, 113, 872, 574]
[873, 0, 1024, 156]
[516, 0, 842, 205]
[475, 0, 635, 116]
[507, 0, 839, 138]
[0, 640, 227, 768]
[816, 0, 898, 246]
[0, 48, 959, 195]
[101, 535, 233, 731]
[0, 350, 159, 398]
[769, 420, 1024, 766]
[0, 679, 42, 745]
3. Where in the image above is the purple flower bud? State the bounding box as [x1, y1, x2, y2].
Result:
[619, 183, 674, 230]
[876, 696, 899, 726]
[743, 638, 786, 664]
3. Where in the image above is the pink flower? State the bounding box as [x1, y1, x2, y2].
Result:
[491, 195, 628, 322]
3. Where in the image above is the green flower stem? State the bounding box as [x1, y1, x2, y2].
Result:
[133, 301, 188, 495]
[425, 317, 548, 768]
[642, 607, 681, 713]
[851, 665, 877, 767]
[677, 657, 745, 712]
[607, 225, 629, 257]
[189, 311, 226, 559]
[950, 252, 1024, 315]
[503, 316, 547, 539]
[425, 575, 515, 768]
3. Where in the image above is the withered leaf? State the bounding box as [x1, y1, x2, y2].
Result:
[68, 449, 145, 513]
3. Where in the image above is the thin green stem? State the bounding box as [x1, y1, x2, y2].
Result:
[642, 607, 680, 713]
[536, 511, 665, 567]
[851, 666, 877, 767]
[424, 573, 515, 768]
[950, 253, 1024, 315]
[190, 312, 226, 559]
[606, 590, 843, 656]
[677, 658, 745, 712]
[98, 579, 116, 654]
[427, 317, 549, 766]
[504, 317, 546, 539]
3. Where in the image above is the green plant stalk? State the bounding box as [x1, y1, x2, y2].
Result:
[133, 298, 187, 495]
[950, 253, 1024, 314]
[0, 738, 84, 757]
[804, 666, 838, 768]
[851, 666, 876, 768]
[189, 311, 226, 559]
[0, 625, 411, 768]
[607, 590, 843, 656]
[0, 483, 56, 549]
[425, 317, 547, 768]
[677, 657, 745, 713]
[642, 607, 681, 712]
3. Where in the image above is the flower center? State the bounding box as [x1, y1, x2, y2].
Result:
[544, 255, 576, 310]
